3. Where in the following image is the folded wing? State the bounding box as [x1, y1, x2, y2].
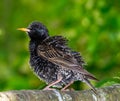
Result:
[37, 36, 98, 80]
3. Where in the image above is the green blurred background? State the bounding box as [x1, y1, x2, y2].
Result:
[0, 0, 120, 91]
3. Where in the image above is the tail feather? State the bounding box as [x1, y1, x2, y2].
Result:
[81, 69, 99, 81]
[84, 78, 98, 95]
[85, 74, 99, 81]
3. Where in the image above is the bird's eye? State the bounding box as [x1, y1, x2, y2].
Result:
[36, 29, 45, 34]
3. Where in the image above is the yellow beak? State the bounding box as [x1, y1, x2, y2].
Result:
[17, 28, 30, 32]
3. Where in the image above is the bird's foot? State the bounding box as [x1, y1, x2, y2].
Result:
[43, 87, 56, 90]
[61, 88, 69, 91]
[61, 88, 74, 91]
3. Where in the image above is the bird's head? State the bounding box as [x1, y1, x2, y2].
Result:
[18, 22, 49, 41]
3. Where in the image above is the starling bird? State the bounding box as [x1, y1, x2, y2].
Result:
[18, 21, 98, 93]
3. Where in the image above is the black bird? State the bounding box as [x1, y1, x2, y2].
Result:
[18, 21, 98, 93]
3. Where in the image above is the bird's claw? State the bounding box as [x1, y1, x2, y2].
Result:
[43, 87, 56, 90]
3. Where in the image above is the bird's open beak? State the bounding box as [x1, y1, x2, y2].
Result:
[17, 28, 30, 32]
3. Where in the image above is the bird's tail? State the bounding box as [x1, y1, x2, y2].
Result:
[85, 74, 99, 81]
[84, 78, 98, 95]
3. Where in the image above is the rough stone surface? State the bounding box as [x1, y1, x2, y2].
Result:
[0, 84, 120, 101]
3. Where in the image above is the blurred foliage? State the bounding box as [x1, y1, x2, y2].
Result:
[0, 0, 120, 91]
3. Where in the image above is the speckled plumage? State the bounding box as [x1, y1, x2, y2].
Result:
[29, 40, 59, 85]
[19, 21, 98, 93]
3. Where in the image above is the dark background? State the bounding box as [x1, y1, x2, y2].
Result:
[0, 0, 120, 91]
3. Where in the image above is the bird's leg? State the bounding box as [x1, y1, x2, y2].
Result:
[43, 74, 62, 90]
[61, 81, 74, 91]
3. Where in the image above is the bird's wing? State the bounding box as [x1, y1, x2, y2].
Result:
[37, 36, 96, 77]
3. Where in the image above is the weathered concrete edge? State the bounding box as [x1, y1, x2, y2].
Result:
[0, 84, 120, 101]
